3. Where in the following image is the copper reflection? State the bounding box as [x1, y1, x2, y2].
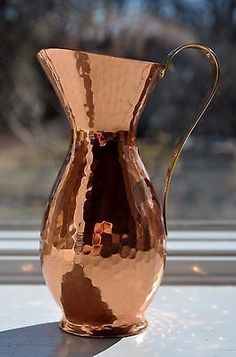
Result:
[37, 46, 219, 338]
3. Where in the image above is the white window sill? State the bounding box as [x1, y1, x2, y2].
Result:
[0, 285, 235, 356]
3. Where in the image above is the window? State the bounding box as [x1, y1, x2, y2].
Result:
[0, 1, 235, 283]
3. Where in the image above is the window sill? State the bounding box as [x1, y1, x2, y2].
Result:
[1, 285, 235, 356]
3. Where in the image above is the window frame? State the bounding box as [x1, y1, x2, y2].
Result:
[0, 221, 235, 284]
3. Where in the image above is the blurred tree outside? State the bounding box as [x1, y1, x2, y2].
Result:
[0, 0, 235, 223]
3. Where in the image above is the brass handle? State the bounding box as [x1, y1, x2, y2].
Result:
[160, 44, 220, 235]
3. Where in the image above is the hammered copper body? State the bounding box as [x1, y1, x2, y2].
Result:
[37, 46, 219, 337]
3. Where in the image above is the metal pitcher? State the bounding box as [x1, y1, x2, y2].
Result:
[37, 44, 220, 337]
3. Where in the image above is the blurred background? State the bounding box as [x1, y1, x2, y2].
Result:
[0, 0, 235, 227]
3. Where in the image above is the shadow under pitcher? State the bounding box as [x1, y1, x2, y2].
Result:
[37, 44, 220, 337]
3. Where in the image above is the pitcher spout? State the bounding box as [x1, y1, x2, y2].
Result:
[37, 48, 162, 133]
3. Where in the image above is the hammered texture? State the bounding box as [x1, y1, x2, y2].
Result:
[38, 49, 166, 337]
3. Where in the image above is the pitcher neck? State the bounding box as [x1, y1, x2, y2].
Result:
[71, 130, 137, 147]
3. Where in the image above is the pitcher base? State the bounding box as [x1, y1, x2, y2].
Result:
[59, 318, 148, 338]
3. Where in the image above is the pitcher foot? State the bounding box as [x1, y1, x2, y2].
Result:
[59, 317, 148, 338]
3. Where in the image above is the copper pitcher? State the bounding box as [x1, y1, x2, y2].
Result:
[37, 44, 220, 337]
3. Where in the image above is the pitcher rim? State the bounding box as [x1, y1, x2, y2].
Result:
[37, 47, 161, 67]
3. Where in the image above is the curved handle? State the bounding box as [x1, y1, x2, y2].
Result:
[159, 44, 220, 235]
